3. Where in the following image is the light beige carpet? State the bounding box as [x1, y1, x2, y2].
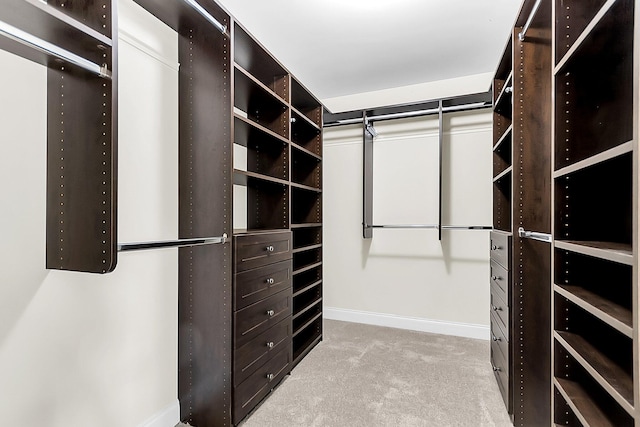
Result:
[180, 319, 513, 427]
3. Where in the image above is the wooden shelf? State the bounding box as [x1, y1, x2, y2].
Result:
[291, 223, 323, 229]
[292, 244, 323, 254]
[293, 297, 322, 321]
[493, 166, 513, 183]
[292, 106, 321, 131]
[554, 0, 618, 73]
[554, 378, 616, 427]
[493, 124, 513, 152]
[554, 284, 632, 337]
[293, 312, 323, 337]
[292, 261, 322, 276]
[293, 333, 322, 367]
[494, 72, 513, 114]
[234, 23, 289, 102]
[291, 142, 322, 160]
[291, 77, 322, 127]
[234, 114, 289, 147]
[293, 279, 322, 297]
[233, 169, 289, 187]
[290, 182, 322, 193]
[554, 141, 633, 179]
[554, 241, 633, 266]
[235, 64, 286, 108]
[555, 331, 634, 413]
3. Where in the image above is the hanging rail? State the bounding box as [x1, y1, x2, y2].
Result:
[118, 234, 228, 252]
[518, 0, 542, 41]
[365, 224, 492, 230]
[183, 0, 228, 36]
[325, 102, 489, 127]
[0, 20, 111, 78]
[518, 227, 552, 243]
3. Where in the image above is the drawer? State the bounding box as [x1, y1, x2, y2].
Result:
[234, 316, 291, 386]
[235, 288, 292, 349]
[235, 260, 292, 311]
[234, 231, 292, 272]
[490, 311, 509, 363]
[491, 334, 510, 412]
[489, 231, 511, 270]
[233, 344, 291, 423]
[490, 260, 509, 303]
[490, 281, 509, 336]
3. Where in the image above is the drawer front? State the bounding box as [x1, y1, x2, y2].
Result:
[235, 260, 292, 311]
[234, 316, 292, 386]
[490, 281, 509, 336]
[489, 231, 511, 270]
[490, 260, 509, 303]
[491, 335, 510, 411]
[235, 231, 292, 272]
[235, 289, 292, 349]
[233, 344, 291, 423]
[490, 311, 509, 363]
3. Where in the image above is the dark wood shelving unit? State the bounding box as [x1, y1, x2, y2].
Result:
[551, 1, 637, 422]
[490, 1, 553, 425]
[231, 15, 323, 424]
[0, 0, 118, 274]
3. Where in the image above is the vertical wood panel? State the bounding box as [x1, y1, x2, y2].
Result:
[178, 13, 232, 426]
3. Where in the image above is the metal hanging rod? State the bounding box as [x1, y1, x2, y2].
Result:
[118, 234, 228, 252]
[518, 0, 542, 41]
[366, 225, 492, 230]
[367, 224, 439, 229]
[442, 225, 493, 230]
[0, 20, 111, 78]
[183, 0, 228, 36]
[518, 227, 552, 243]
[325, 102, 490, 127]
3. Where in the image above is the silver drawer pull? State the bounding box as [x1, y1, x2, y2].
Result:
[491, 305, 502, 312]
[491, 275, 500, 281]
[266, 309, 275, 317]
[491, 245, 500, 250]
[266, 245, 275, 252]
[266, 278, 275, 285]
[266, 341, 275, 349]
[266, 373, 275, 381]
[491, 334, 502, 342]
[492, 365, 501, 372]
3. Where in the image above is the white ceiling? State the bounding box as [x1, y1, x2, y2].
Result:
[216, 0, 521, 101]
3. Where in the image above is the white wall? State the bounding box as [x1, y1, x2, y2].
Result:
[0, 1, 180, 426]
[323, 110, 493, 339]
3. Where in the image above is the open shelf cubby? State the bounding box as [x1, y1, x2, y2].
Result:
[292, 147, 322, 189]
[234, 66, 290, 139]
[293, 263, 322, 294]
[291, 110, 322, 157]
[554, 342, 633, 426]
[234, 118, 288, 182]
[293, 246, 322, 273]
[292, 226, 322, 250]
[554, 152, 631, 247]
[291, 77, 322, 126]
[554, 248, 632, 336]
[492, 171, 512, 232]
[554, 295, 634, 411]
[234, 23, 289, 102]
[555, 0, 617, 65]
[291, 187, 322, 225]
[554, 0, 633, 170]
[234, 177, 289, 231]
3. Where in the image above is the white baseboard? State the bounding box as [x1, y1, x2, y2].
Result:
[137, 399, 180, 427]
[324, 307, 489, 340]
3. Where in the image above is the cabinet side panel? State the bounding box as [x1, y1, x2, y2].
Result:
[178, 19, 232, 427]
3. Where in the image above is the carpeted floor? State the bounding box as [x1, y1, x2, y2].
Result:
[180, 319, 513, 427]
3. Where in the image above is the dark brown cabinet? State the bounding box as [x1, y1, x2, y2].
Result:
[491, 0, 553, 425]
[551, 0, 637, 425]
[232, 231, 293, 423]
